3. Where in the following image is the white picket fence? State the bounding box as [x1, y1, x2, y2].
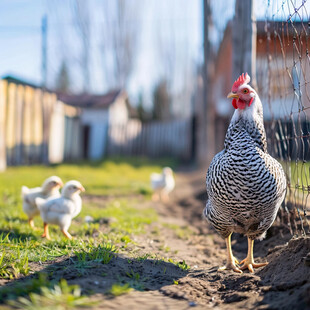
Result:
[106, 119, 193, 160]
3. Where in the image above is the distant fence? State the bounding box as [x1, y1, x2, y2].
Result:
[0, 79, 81, 169]
[106, 119, 193, 161]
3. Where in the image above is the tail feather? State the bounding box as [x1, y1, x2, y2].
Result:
[21, 186, 29, 198]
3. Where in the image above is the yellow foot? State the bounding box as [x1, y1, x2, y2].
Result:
[161, 195, 170, 204]
[41, 233, 51, 240]
[61, 230, 73, 239]
[28, 219, 37, 230]
[240, 258, 268, 273]
[218, 257, 242, 273]
[152, 193, 159, 201]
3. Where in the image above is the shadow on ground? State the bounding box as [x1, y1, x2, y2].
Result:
[0, 229, 37, 242]
[0, 250, 188, 305]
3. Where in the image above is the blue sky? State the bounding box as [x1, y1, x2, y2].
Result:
[0, 0, 308, 107]
[0, 0, 44, 84]
[0, 0, 203, 102]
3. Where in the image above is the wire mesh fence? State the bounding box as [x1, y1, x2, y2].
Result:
[209, 0, 310, 236]
[262, 0, 310, 236]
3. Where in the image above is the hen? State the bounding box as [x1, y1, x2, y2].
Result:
[204, 73, 286, 273]
[35, 180, 85, 240]
[22, 176, 63, 229]
[151, 167, 175, 202]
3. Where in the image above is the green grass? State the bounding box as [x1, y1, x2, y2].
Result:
[0, 157, 176, 198]
[109, 283, 132, 296]
[162, 223, 195, 240]
[280, 161, 310, 210]
[74, 243, 116, 264]
[0, 273, 51, 302]
[282, 160, 310, 193]
[0, 157, 181, 306]
[0, 243, 29, 279]
[134, 252, 190, 271]
[8, 278, 96, 310]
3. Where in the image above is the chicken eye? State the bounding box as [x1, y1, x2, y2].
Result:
[243, 89, 249, 94]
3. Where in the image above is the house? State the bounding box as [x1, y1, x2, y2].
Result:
[0, 75, 81, 168]
[58, 90, 129, 160]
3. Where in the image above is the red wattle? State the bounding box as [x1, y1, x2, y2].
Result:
[236, 99, 246, 110]
[232, 99, 238, 109]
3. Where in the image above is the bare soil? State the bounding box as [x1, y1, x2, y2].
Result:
[2, 167, 310, 309]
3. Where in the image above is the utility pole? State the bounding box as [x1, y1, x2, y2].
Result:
[232, 0, 257, 87]
[41, 15, 47, 88]
[203, 0, 215, 165]
[41, 15, 49, 163]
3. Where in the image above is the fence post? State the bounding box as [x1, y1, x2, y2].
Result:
[203, 0, 216, 165]
[15, 85, 24, 165]
[7, 83, 16, 165]
[0, 81, 7, 171]
[233, 0, 257, 87]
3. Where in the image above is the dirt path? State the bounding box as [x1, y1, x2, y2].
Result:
[104, 167, 309, 310]
[2, 168, 310, 309]
[86, 167, 309, 309]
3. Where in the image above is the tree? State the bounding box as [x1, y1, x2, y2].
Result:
[136, 92, 152, 123]
[152, 80, 171, 121]
[136, 93, 146, 122]
[155, 0, 195, 119]
[55, 61, 71, 93]
[73, 0, 91, 92]
[100, 0, 142, 89]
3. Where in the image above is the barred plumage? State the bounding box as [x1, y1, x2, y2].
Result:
[204, 73, 286, 273]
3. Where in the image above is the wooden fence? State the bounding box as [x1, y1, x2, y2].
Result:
[0, 78, 195, 167]
[106, 119, 193, 160]
[0, 79, 81, 170]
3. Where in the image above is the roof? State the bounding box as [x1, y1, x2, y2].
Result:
[1, 75, 124, 109]
[57, 90, 123, 109]
[216, 20, 305, 65]
[256, 20, 306, 36]
[222, 20, 305, 39]
[1, 75, 52, 91]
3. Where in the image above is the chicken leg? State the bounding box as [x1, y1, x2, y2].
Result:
[41, 222, 51, 240]
[28, 218, 39, 231]
[218, 233, 242, 273]
[28, 218, 35, 229]
[61, 229, 72, 239]
[152, 192, 159, 201]
[240, 237, 268, 273]
[161, 191, 170, 203]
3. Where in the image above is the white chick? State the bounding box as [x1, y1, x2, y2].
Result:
[150, 167, 175, 202]
[35, 180, 85, 240]
[22, 176, 63, 229]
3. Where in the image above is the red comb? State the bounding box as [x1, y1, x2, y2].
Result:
[232, 73, 251, 92]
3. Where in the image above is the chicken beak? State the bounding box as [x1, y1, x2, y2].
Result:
[79, 186, 85, 192]
[59, 181, 64, 187]
[227, 92, 239, 99]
